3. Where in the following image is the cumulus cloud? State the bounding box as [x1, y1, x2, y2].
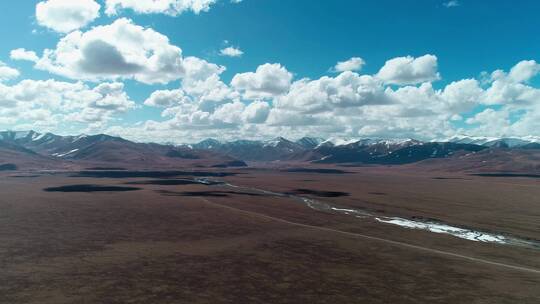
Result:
[36, 0, 101, 33]
[135, 57, 486, 141]
[34, 18, 194, 84]
[144, 89, 190, 108]
[142, 65, 272, 131]
[440, 79, 483, 113]
[481, 61, 540, 106]
[377, 54, 440, 85]
[508, 60, 540, 83]
[220, 46, 244, 57]
[0, 79, 134, 129]
[184, 75, 239, 112]
[261, 60, 540, 139]
[10, 43, 540, 142]
[105, 0, 217, 16]
[90, 82, 135, 112]
[333, 57, 365, 72]
[78, 58, 540, 141]
[182, 56, 225, 84]
[10, 48, 39, 62]
[243, 100, 270, 123]
[147, 99, 270, 133]
[144, 79, 249, 130]
[0, 62, 20, 82]
[231, 63, 293, 99]
[266, 109, 323, 127]
[212, 101, 245, 124]
[465, 108, 510, 137]
[274, 72, 390, 114]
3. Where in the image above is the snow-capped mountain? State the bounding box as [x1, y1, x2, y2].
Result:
[3, 131, 540, 168]
[189, 134, 540, 164]
[295, 137, 325, 149]
[187, 137, 306, 161]
[187, 136, 494, 164]
[0, 131, 125, 157]
[316, 137, 359, 148]
[0, 131, 244, 168]
[448, 135, 540, 148]
[0, 130, 43, 142]
[310, 139, 484, 164]
[192, 138, 222, 150]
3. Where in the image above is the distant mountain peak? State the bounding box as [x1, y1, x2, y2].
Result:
[193, 138, 222, 150]
[296, 137, 325, 149]
[447, 135, 540, 148]
[264, 137, 293, 147]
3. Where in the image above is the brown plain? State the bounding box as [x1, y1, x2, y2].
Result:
[1, 165, 539, 303]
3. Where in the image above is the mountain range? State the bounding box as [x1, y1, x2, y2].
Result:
[185, 135, 540, 164]
[1, 131, 539, 172]
[0, 131, 244, 170]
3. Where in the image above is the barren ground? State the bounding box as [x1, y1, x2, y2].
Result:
[1, 166, 539, 303]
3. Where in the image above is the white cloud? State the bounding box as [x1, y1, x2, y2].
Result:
[35, 18, 188, 84]
[105, 0, 217, 16]
[36, 0, 101, 33]
[266, 109, 323, 127]
[9, 47, 540, 142]
[377, 54, 440, 85]
[90, 82, 135, 112]
[220, 46, 244, 57]
[443, 1, 460, 8]
[0, 79, 134, 128]
[481, 61, 540, 106]
[0, 62, 20, 82]
[144, 89, 190, 108]
[10, 48, 39, 62]
[440, 79, 483, 113]
[183, 74, 239, 112]
[508, 108, 540, 137]
[174, 57, 237, 111]
[231, 63, 293, 99]
[182, 56, 225, 83]
[508, 60, 540, 83]
[465, 108, 510, 137]
[274, 72, 390, 114]
[136, 59, 456, 140]
[212, 101, 245, 124]
[243, 100, 270, 123]
[333, 57, 365, 72]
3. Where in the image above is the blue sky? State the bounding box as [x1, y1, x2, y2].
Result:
[0, 0, 539, 142]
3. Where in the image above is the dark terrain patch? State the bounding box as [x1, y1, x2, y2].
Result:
[284, 168, 349, 174]
[290, 189, 350, 197]
[85, 167, 126, 171]
[72, 170, 237, 178]
[368, 192, 387, 196]
[156, 190, 265, 198]
[212, 160, 248, 168]
[433, 177, 467, 180]
[473, 173, 540, 179]
[0, 164, 17, 171]
[127, 179, 224, 186]
[164, 150, 200, 159]
[44, 185, 142, 193]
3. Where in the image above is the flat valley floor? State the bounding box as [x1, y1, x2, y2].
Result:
[1, 166, 539, 303]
